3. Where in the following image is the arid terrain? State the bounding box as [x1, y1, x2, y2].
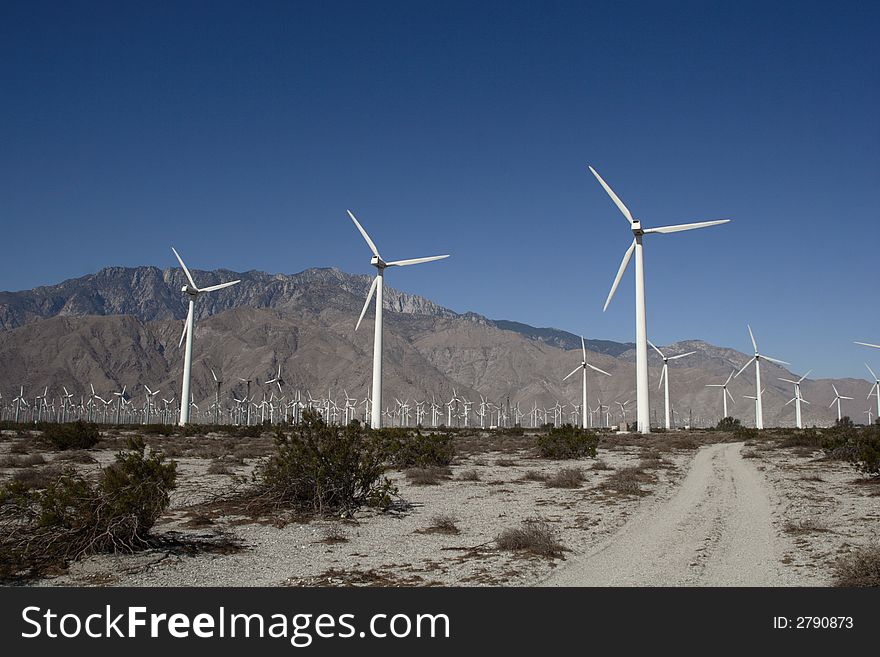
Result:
[1, 426, 877, 587]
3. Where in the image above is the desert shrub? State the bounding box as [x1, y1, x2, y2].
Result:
[591, 460, 614, 471]
[778, 428, 824, 449]
[496, 518, 563, 558]
[545, 467, 585, 488]
[42, 421, 100, 450]
[426, 514, 459, 534]
[207, 460, 234, 475]
[0, 454, 45, 468]
[715, 417, 741, 431]
[253, 410, 395, 515]
[141, 423, 175, 436]
[536, 424, 599, 459]
[833, 544, 880, 587]
[53, 449, 96, 464]
[404, 466, 451, 486]
[521, 469, 547, 481]
[495, 458, 518, 467]
[381, 429, 455, 469]
[0, 437, 176, 580]
[599, 466, 652, 496]
[458, 468, 480, 481]
[822, 424, 880, 475]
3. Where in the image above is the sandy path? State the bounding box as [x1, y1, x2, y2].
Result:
[539, 442, 782, 586]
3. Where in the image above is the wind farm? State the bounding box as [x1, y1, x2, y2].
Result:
[0, 1, 877, 596]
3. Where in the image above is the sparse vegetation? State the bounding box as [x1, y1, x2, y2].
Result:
[458, 468, 480, 481]
[521, 469, 547, 482]
[536, 424, 598, 459]
[0, 437, 176, 581]
[381, 429, 455, 469]
[545, 467, 585, 489]
[599, 466, 652, 496]
[425, 514, 459, 534]
[715, 416, 741, 431]
[833, 544, 880, 587]
[496, 518, 563, 558]
[42, 421, 101, 451]
[250, 410, 396, 516]
[404, 466, 452, 486]
[822, 423, 880, 476]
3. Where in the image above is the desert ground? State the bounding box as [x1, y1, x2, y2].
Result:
[1, 427, 877, 587]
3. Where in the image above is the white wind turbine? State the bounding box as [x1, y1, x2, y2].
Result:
[865, 363, 880, 420]
[590, 166, 729, 433]
[778, 371, 811, 429]
[648, 340, 696, 430]
[171, 247, 240, 425]
[347, 210, 449, 429]
[733, 325, 788, 430]
[829, 384, 853, 422]
[705, 370, 736, 420]
[563, 336, 611, 429]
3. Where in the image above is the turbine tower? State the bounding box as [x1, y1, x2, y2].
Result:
[347, 210, 449, 429]
[733, 325, 788, 430]
[705, 370, 736, 420]
[590, 166, 729, 433]
[779, 370, 811, 429]
[172, 247, 240, 426]
[563, 336, 611, 429]
[649, 340, 695, 430]
[865, 363, 880, 420]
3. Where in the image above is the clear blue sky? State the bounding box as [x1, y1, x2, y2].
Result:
[1, 1, 877, 379]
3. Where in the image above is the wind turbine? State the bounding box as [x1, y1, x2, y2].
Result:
[733, 325, 788, 430]
[210, 368, 223, 425]
[778, 371, 811, 429]
[829, 384, 853, 422]
[563, 336, 611, 429]
[590, 166, 729, 433]
[171, 247, 240, 425]
[705, 370, 736, 420]
[347, 210, 449, 429]
[649, 340, 696, 430]
[865, 363, 880, 419]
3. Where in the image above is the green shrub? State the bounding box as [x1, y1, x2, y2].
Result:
[381, 429, 455, 468]
[536, 424, 598, 459]
[0, 437, 176, 581]
[42, 421, 101, 450]
[254, 410, 395, 515]
[822, 424, 880, 475]
[715, 417, 741, 431]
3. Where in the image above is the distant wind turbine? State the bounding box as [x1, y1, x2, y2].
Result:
[172, 247, 240, 426]
[779, 370, 811, 429]
[590, 165, 729, 433]
[865, 363, 880, 420]
[563, 336, 611, 429]
[829, 384, 853, 422]
[347, 210, 449, 429]
[705, 370, 736, 420]
[734, 325, 788, 430]
[649, 340, 695, 430]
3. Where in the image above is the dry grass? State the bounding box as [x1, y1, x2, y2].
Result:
[404, 466, 452, 486]
[591, 460, 614, 471]
[521, 469, 548, 482]
[783, 518, 830, 535]
[496, 518, 564, 558]
[53, 450, 96, 464]
[599, 466, 653, 496]
[424, 514, 460, 535]
[833, 544, 880, 587]
[0, 454, 45, 468]
[544, 467, 585, 489]
[207, 460, 235, 475]
[495, 458, 519, 467]
[458, 468, 480, 481]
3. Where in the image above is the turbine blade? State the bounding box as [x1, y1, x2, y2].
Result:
[748, 324, 758, 352]
[586, 363, 612, 376]
[643, 219, 730, 234]
[725, 389, 736, 404]
[581, 336, 587, 361]
[347, 210, 381, 258]
[171, 247, 198, 290]
[563, 365, 582, 381]
[648, 340, 664, 358]
[785, 398, 795, 406]
[355, 275, 379, 331]
[855, 341, 880, 349]
[588, 166, 633, 224]
[211, 368, 218, 382]
[725, 370, 735, 386]
[603, 239, 636, 312]
[735, 357, 756, 378]
[832, 383, 840, 396]
[778, 378, 798, 384]
[199, 280, 241, 293]
[385, 255, 449, 267]
[658, 363, 666, 390]
[866, 363, 879, 380]
[178, 304, 193, 348]
[762, 355, 789, 365]
[668, 351, 696, 360]
[797, 369, 812, 384]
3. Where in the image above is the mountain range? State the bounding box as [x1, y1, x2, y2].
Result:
[0, 265, 874, 427]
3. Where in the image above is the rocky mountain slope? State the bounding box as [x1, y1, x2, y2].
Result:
[0, 266, 874, 427]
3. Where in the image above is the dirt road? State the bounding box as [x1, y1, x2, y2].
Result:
[539, 442, 783, 586]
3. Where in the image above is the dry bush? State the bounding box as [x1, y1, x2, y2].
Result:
[320, 525, 349, 544]
[496, 518, 563, 558]
[11, 465, 63, 490]
[0, 454, 45, 468]
[458, 468, 480, 481]
[495, 458, 518, 467]
[404, 466, 452, 486]
[599, 466, 652, 496]
[783, 518, 830, 535]
[833, 544, 880, 587]
[53, 450, 96, 464]
[536, 425, 598, 459]
[545, 467, 585, 489]
[9, 441, 31, 455]
[591, 460, 614, 471]
[207, 460, 234, 475]
[425, 514, 459, 534]
[521, 469, 547, 482]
